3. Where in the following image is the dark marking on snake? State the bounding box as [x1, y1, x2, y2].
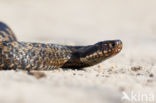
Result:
[0, 22, 122, 70]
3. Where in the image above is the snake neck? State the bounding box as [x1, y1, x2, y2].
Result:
[62, 45, 104, 69]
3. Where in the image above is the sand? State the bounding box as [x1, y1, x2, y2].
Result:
[0, 0, 156, 103]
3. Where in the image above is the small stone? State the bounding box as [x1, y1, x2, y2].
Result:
[136, 73, 142, 76]
[147, 79, 153, 83]
[149, 73, 154, 78]
[96, 74, 99, 77]
[131, 66, 142, 72]
[98, 65, 102, 69]
[111, 65, 116, 69]
[119, 86, 125, 91]
[107, 69, 112, 72]
[28, 71, 46, 79]
[73, 73, 76, 75]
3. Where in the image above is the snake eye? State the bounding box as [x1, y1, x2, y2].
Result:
[112, 42, 115, 47]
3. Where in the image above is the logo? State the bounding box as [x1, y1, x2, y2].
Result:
[121, 91, 154, 102]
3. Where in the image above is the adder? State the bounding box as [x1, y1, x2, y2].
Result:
[0, 22, 122, 71]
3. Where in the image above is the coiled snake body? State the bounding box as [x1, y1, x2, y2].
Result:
[0, 22, 122, 70]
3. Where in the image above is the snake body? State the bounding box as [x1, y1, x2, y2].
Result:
[0, 22, 122, 70]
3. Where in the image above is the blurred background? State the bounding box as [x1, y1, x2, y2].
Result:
[1, 0, 156, 57]
[0, 0, 156, 103]
[0, 0, 155, 42]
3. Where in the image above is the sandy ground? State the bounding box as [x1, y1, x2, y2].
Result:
[0, 0, 156, 103]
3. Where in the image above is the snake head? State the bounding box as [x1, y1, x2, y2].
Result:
[79, 40, 122, 66]
[62, 40, 122, 69]
[94, 40, 122, 57]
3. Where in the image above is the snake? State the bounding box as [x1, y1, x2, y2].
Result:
[0, 22, 122, 71]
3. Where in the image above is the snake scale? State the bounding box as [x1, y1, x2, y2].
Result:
[0, 22, 122, 71]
